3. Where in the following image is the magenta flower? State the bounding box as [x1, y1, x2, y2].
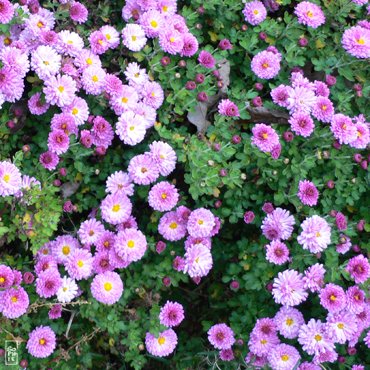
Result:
[70, 1, 88, 23]
[101, 193, 132, 225]
[0, 265, 14, 289]
[78, 218, 105, 245]
[198, 50, 216, 69]
[346, 286, 366, 314]
[26, 326, 56, 358]
[0, 161, 22, 196]
[180, 33, 199, 57]
[303, 263, 326, 292]
[148, 181, 179, 212]
[267, 343, 301, 370]
[48, 129, 70, 155]
[1, 286, 29, 319]
[346, 255, 370, 284]
[271, 85, 292, 108]
[159, 301, 185, 327]
[65, 249, 94, 280]
[208, 323, 235, 350]
[91, 271, 124, 305]
[342, 26, 370, 59]
[145, 329, 178, 357]
[319, 283, 347, 313]
[330, 114, 358, 145]
[128, 154, 160, 185]
[274, 306, 305, 339]
[312, 96, 334, 123]
[243, 1, 267, 25]
[289, 112, 315, 138]
[297, 180, 319, 206]
[35, 269, 62, 298]
[48, 304, 62, 319]
[251, 123, 280, 153]
[294, 1, 325, 28]
[266, 240, 290, 265]
[261, 207, 295, 241]
[218, 99, 240, 117]
[158, 27, 184, 54]
[251, 50, 281, 79]
[187, 208, 216, 238]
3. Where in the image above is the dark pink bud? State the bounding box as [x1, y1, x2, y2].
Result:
[241, 24, 248, 31]
[63, 201, 74, 213]
[59, 167, 67, 177]
[213, 143, 221, 151]
[87, 115, 95, 124]
[197, 6, 205, 14]
[357, 219, 365, 232]
[216, 81, 224, 89]
[352, 244, 361, 253]
[156, 241, 166, 254]
[347, 347, 356, 355]
[262, 202, 274, 213]
[252, 96, 263, 107]
[185, 81, 196, 90]
[254, 82, 264, 91]
[22, 144, 30, 153]
[195, 73, 205, 84]
[356, 90, 363, 98]
[298, 37, 308, 47]
[326, 180, 335, 189]
[160, 56, 171, 66]
[236, 339, 243, 346]
[259, 32, 267, 40]
[95, 146, 106, 156]
[219, 168, 228, 177]
[329, 210, 338, 217]
[53, 179, 61, 187]
[326, 75, 336, 86]
[230, 280, 240, 290]
[6, 120, 15, 129]
[266, 282, 273, 292]
[232, 135, 241, 144]
[353, 83, 362, 92]
[212, 70, 221, 79]
[332, 140, 342, 150]
[218, 39, 232, 50]
[0, 348, 5, 357]
[214, 200, 222, 208]
[197, 92, 208, 102]
[23, 271, 35, 284]
[178, 60, 187, 68]
[353, 153, 362, 163]
[266, 46, 278, 54]
[20, 359, 28, 368]
[162, 277, 171, 286]
[283, 131, 294, 142]
[338, 356, 346, 363]
[360, 160, 368, 170]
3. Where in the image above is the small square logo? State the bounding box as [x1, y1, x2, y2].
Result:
[5, 340, 19, 366]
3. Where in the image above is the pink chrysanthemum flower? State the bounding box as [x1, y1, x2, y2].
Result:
[124, 62, 148, 86]
[159, 301, 185, 327]
[346, 255, 370, 284]
[56, 30, 84, 57]
[122, 24, 147, 51]
[114, 228, 147, 263]
[158, 211, 187, 241]
[52, 235, 80, 264]
[208, 323, 235, 350]
[218, 99, 240, 117]
[294, 1, 325, 28]
[115, 111, 146, 146]
[242, 1, 267, 25]
[251, 50, 281, 79]
[148, 181, 179, 212]
[142, 81, 164, 109]
[346, 286, 366, 314]
[145, 329, 178, 357]
[185, 236, 212, 251]
[105, 74, 124, 96]
[219, 348, 234, 361]
[43, 74, 77, 108]
[139, 9, 164, 38]
[81, 66, 106, 95]
[65, 249, 94, 280]
[298, 180, 319, 206]
[35, 269, 62, 299]
[297, 215, 331, 253]
[101, 193, 132, 225]
[134, 104, 156, 129]
[92, 116, 114, 148]
[47, 129, 70, 155]
[110, 85, 139, 115]
[91, 271, 123, 305]
[298, 319, 335, 355]
[267, 343, 301, 370]
[261, 207, 295, 241]
[251, 123, 280, 153]
[266, 240, 290, 265]
[28, 92, 50, 115]
[198, 50, 216, 69]
[313, 80, 330, 97]
[149, 141, 177, 176]
[272, 269, 308, 306]
[70, 1, 88, 24]
[335, 212, 347, 231]
[330, 114, 358, 145]
[0, 161, 22, 197]
[93, 251, 113, 274]
[289, 112, 315, 137]
[287, 86, 317, 114]
[34, 255, 58, 276]
[106, 171, 134, 197]
[26, 326, 56, 358]
[74, 49, 102, 71]
[298, 363, 321, 370]
[159, 27, 184, 55]
[96, 230, 116, 253]
[342, 26, 370, 59]
[0, 66, 24, 103]
[327, 312, 358, 344]
[89, 30, 109, 55]
[319, 283, 347, 313]
[271, 85, 293, 108]
[350, 122, 370, 149]
[0, 46, 29, 78]
[181, 33, 199, 57]
[50, 113, 78, 136]
[187, 208, 216, 238]
[78, 218, 105, 245]
[312, 96, 334, 123]
[48, 304, 62, 319]
[0, 0, 13, 24]
[63, 97, 89, 126]
[303, 263, 325, 292]
[31, 45, 61, 80]
[336, 234, 352, 254]
[313, 349, 338, 364]
[0, 265, 14, 289]
[183, 243, 213, 278]
[128, 153, 160, 185]
[39, 151, 59, 171]
[1, 286, 29, 319]
[274, 307, 305, 339]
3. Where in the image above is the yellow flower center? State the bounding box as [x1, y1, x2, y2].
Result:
[58, 86, 65, 93]
[357, 38, 365, 45]
[195, 257, 200, 263]
[307, 11, 313, 18]
[106, 34, 111, 40]
[0, 277, 5, 283]
[67, 40, 73, 45]
[127, 240, 135, 248]
[337, 323, 344, 329]
[11, 296, 18, 303]
[86, 57, 93, 65]
[197, 219, 204, 225]
[169, 37, 175, 43]
[162, 6, 168, 12]
[330, 294, 336, 301]
[112, 204, 120, 212]
[161, 193, 167, 199]
[3, 174, 10, 183]
[316, 232, 321, 237]
[122, 97, 128, 103]
[89, 230, 94, 236]
[253, 9, 259, 15]
[104, 282, 112, 291]
[92, 75, 99, 82]
[314, 334, 322, 341]
[4, 37, 11, 45]
[322, 105, 327, 111]
[43, 60, 50, 65]
[129, 126, 135, 131]
[169, 222, 178, 229]
[63, 287, 68, 292]
[131, 35, 137, 41]
[98, 39, 103, 45]
[281, 354, 289, 362]
[285, 318, 294, 326]
[158, 336, 166, 345]
[262, 63, 269, 69]
[262, 133, 268, 139]
[77, 260, 84, 268]
[37, 21, 45, 28]
[260, 339, 267, 344]
[151, 92, 156, 97]
[72, 108, 79, 115]
[150, 20, 158, 28]
[39, 338, 46, 345]
[62, 245, 70, 255]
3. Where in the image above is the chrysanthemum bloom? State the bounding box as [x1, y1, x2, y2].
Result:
[342, 26, 370, 59]
[218, 99, 240, 117]
[303, 263, 325, 292]
[92, 116, 114, 148]
[30, 45, 61, 80]
[47, 129, 70, 155]
[274, 306, 305, 339]
[350, 121, 370, 149]
[65, 249, 94, 280]
[267, 343, 300, 370]
[128, 154, 160, 185]
[88, 30, 109, 55]
[242, 1, 267, 25]
[115, 111, 147, 146]
[81, 66, 106, 95]
[80, 130, 93, 148]
[297, 215, 331, 253]
[48, 304, 62, 319]
[124, 62, 148, 86]
[78, 218, 105, 245]
[56, 276, 78, 303]
[158, 211, 187, 241]
[63, 97, 89, 126]
[145, 329, 178, 357]
[319, 283, 346, 313]
[336, 234, 351, 254]
[91, 271, 123, 305]
[298, 363, 321, 370]
[95, 231, 116, 254]
[272, 269, 308, 306]
[159, 301, 185, 327]
[180, 32, 199, 57]
[26, 326, 56, 358]
[0, 265, 14, 289]
[0, 47, 28, 79]
[266, 240, 290, 265]
[56, 30, 84, 57]
[187, 208, 216, 238]
[287, 86, 317, 114]
[313, 349, 338, 365]
[183, 243, 213, 278]
[294, 1, 325, 28]
[313, 80, 330, 97]
[185, 236, 212, 251]
[35, 269, 62, 299]
[351, 366, 365, 370]
[346, 286, 365, 314]
[1, 287, 29, 319]
[289, 112, 315, 138]
[330, 114, 358, 145]
[312, 96, 334, 123]
[245, 353, 269, 368]
[134, 104, 157, 129]
[101, 193, 132, 225]
[149, 141, 177, 176]
[93, 251, 113, 274]
[50, 113, 78, 136]
[251, 50, 281, 79]
[298, 319, 335, 355]
[122, 24, 147, 51]
[0, 161, 22, 197]
[114, 228, 147, 263]
[110, 85, 139, 115]
[298, 180, 319, 206]
[197, 50, 216, 69]
[43, 74, 77, 108]
[0, 0, 14, 24]
[28, 92, 50, 115]
[261, 208, 295, 241]
[219, 348, 234, 361]
[139, 9, 164, 37]
[148, 181, 179, 212]
[158, 27, 184, 55]
[346, 255, 370, 284]
[326, 312, 358, 344]
[106, 171, 134, 197]
[364, 331, 370, 348]
[208, 323, 235, 350]
[142, 81, 164, 109]
[271, 85, 292, 108]
[69, 1, 88, 23]
[34, 255, 58, 276]
[251, 123, 280, 153]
